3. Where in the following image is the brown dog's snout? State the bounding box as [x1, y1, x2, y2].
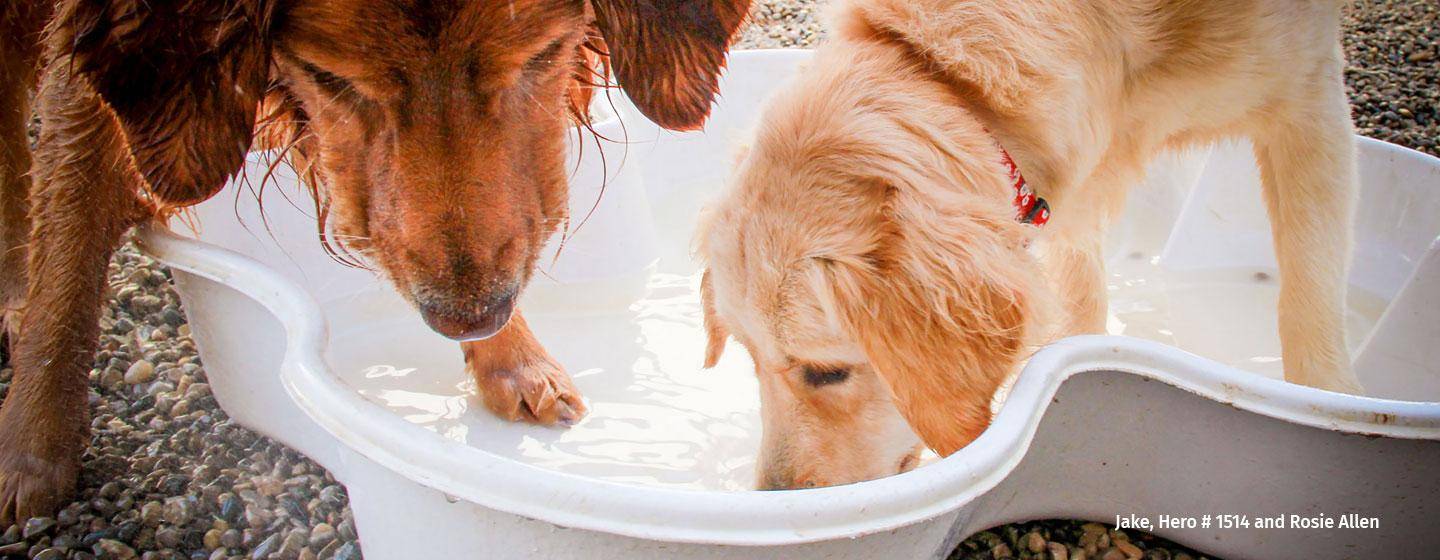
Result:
[414, 284, 519, 341]
[373, 199, 538, 343]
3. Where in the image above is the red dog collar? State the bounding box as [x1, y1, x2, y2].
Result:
[999, 147, 1050, 226]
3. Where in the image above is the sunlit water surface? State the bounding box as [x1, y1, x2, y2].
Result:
[326, 188, 1386, 491]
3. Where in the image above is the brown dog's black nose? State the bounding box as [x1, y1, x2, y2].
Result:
[414, 286, 517, 341]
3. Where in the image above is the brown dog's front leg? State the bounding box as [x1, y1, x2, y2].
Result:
[0, 24, 44, 362]
[463, 311, 587, 426]
[0, 60, 152, 524]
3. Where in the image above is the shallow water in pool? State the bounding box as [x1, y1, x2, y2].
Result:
[325, 251, 1387, 492]
[325, 270, 766, 491]
[1105, 256, 1385, 381]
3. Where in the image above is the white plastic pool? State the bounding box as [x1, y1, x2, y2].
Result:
[139, 50, 1440, 559]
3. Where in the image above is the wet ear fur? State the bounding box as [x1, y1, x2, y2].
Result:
[592, 0, 752, 131]
[700, 269, 730, 368]
[820, 191, 1041, 456]
[48, 0, 276, 207]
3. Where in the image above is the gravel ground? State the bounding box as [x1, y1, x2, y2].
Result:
[1344, 0, 1439, 157]
[1, 246, 360, 560]
[1, 0, 1435, 558]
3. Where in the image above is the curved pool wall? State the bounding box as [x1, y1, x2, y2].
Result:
[138, 50, 1440, 559]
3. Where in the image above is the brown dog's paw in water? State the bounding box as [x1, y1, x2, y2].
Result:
[464, 313, 587, 426]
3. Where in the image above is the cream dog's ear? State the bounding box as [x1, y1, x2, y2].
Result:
[820, 195, 1039, 455]
[700, 269, 731, 368]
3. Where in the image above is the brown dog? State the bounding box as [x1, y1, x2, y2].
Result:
[0, 0, 750, 522]
[700, 0, 1363, 489]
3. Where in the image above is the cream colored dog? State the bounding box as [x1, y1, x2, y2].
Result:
[698, 0, 1364, 490]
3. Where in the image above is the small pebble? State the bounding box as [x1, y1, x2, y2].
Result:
[244, 504, 270, 530]
[34, 548, 66, 560]
[334, 542, 362, 560]
[185, 382, 210, 399]
[130, 295, 162, 313]
[218, 494, 242, 523]
[99, 482, 122, 500]
[23, 517, 57, 539]
[1026, 531, 1046, 553]
[308, 523, 335, 548]
[336, 518, 356, 542]
[162, 497, 193, 526]
[154, 526, 181, 548]
[279, 528, 307, 558]
[93, 539, 138, 560]
[250, 533, 280, 560]
[140, 501, 163, 526]
[116, 521, 140, 542]
[254, 476, 284, 498]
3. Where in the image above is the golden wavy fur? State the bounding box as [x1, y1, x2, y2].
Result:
[700, 0, 1362, 489]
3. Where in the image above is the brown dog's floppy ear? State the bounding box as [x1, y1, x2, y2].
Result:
[700, 269, 731, 368]
[592, 0, 752, 131]
[822, 203, 1038, 456]
[49, 0, 275, 206]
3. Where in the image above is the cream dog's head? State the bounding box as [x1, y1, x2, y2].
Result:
[697, 43, 1048, 490]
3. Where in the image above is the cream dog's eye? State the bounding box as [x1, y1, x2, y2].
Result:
[802, 365, 850, 387]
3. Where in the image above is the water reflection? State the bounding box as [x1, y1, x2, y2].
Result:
[1106, 260, 1385, 380]
[326, 271, 762, 491]
[323, 249, 1390, 492]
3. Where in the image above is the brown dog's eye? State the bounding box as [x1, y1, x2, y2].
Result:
[802, 365, 850, 387]
[524, 37, 569, 73]
[300, 61, 355, 96]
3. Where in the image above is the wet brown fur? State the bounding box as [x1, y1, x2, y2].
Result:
[0, 0, 749, 523]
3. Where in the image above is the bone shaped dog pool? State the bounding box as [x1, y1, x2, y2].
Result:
[140, 50, 1440, 560]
